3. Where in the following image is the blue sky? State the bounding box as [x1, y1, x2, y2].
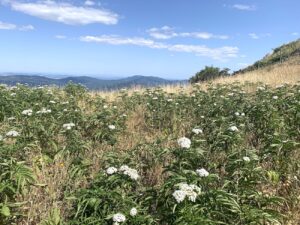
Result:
[0, 0, 299, 79]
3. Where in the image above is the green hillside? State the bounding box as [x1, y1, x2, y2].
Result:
[234, 38, 300, 74]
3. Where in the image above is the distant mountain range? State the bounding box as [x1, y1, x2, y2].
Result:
[0, 74, 185, 90]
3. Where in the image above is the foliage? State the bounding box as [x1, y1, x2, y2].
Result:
[0, 82, 300, 224]
[189, 66, 230, 83]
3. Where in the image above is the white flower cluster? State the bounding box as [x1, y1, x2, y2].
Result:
[106, 166, 118, 175]
[6, 130, 20, 137]
[22, 109, 33, 116]
[235, 112, 245, 117]
[192, 128, 203, 135]
[177, 137, 191, 149]
[113, 213, 126, 224]
[108, 125, 116, 130]
[243, 156, 251, 162]
[112, 208, 137, 225]
[63, 123, 75, 130]
[119, 165, 140, 180]
[36, 108, 51, 114]
[229, 126, 239, 132]
[196, 168, 209, 177]
[172, 183, 201, 203]
[130, 207, 137, 216]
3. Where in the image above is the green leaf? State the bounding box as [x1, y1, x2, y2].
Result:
[1, 205, 11, 217]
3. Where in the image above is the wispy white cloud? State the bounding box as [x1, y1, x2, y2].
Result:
[233, 4, 256, 11]
[291, 32, 299, 36]
[4, 0, 118, 25]
[249, 33, 271, 39]
[249, 33, 259, 39]
[0, 21, 16, 30]
[0, 21, 34, 31]
[55, 35, 67, 39]
[80, 35, 238, 60]
[147, 26, 229, 40]
[237, 62, 250, 68]
[19, 24, 35, 31]
[84, 0, 95, 6]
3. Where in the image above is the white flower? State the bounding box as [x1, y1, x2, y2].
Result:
[177, 137, 191, 149]
[63, 123, 75, 130]
[192, 128, 203, 135]
[119, 165, 129, 171]
[63, 109, 68, 112]
[130, 208, 137, 217]
[173, 183, 201, 203]
[113, 213, 126, 223]
[228, 93, 234, 96]
[6, 130, 19, 137]
[152, 97, 158, 100]
[235, 112, 240, 116]
[167, 98, 173, 102]
[273, 96, 278, 100]
[108, 125, 116, 130]
[49, 100, 56, 104]
[22, 109, 33, 116]
[172, 190, 187, 203]
[119, 165, 139, 180]
[243, 156, 250, 162]
[241, 112, 245, 116]
[229, 126, 239, 132]
[200, 116, 205, 119]
[123, 168, 140, 180]
[106, 167, 118, 175]
[196, 168, 209, 177]
[103, 105, 108, 109]
[113, 106, 117, 109]
[36, 108, 51, 114]
[257, 86, 265, 91]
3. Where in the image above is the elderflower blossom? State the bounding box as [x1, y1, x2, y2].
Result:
[177, 137, 191, 149]
[113, 213, 126, 223]
[108, 125, 116, 130]
[63, 123, 75, 130]
[36, 108, 51, 114]
[22, 109, 33, 116]
[172, 190, 186, 203]
[130, 208, 137, 217]
[192, 128, 203, 135]
[106, 167, 118, 175]
[6, 130, 19, 137]
[173, 183, 201, 203]
[243, 156, 251, 162]
[119, 165, 139, 180]
[229, 126, 239, 132]
[196, 168, 209, 177]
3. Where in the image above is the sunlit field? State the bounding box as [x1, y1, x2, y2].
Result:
[1, 65, 300, 225]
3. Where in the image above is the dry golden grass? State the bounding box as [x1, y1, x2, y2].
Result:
[93, 58, 300, 102]
[210, 59, 300, 86]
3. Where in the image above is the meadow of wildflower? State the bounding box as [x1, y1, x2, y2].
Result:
[0, 79, 300, 225]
